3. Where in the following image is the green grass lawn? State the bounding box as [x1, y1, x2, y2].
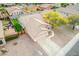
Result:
[11, 18, 23, 32]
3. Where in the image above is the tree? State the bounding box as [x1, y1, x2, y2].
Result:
[51, 6, 59, 11]
[43, 12, 69, 28]
[68, 15, 79, 30]
[61, 3, 69, 8]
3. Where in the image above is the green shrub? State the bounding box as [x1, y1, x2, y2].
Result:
[51, 6, 59, 9]
[61, 3, 69, 7]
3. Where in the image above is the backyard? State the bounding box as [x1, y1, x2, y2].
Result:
[0, 3, 79, 56]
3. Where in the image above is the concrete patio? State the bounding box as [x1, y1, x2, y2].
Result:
[2, 34, 47, 56]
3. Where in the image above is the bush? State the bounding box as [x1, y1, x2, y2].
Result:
[51, 6, 59, 9]
[5, 34, 18, 42]
[61, 3, 69, 7]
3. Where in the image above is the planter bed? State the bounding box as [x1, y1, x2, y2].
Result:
[5, 34, 18, 42]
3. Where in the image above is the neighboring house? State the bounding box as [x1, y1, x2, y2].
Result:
[3, 3, 15, 7]
[51, 3, 61, 7]
[40, 4, 52, 10]
[56, 5, 79, 17]
[6, 6, 24, 19]
[0, 9, 9, 20]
